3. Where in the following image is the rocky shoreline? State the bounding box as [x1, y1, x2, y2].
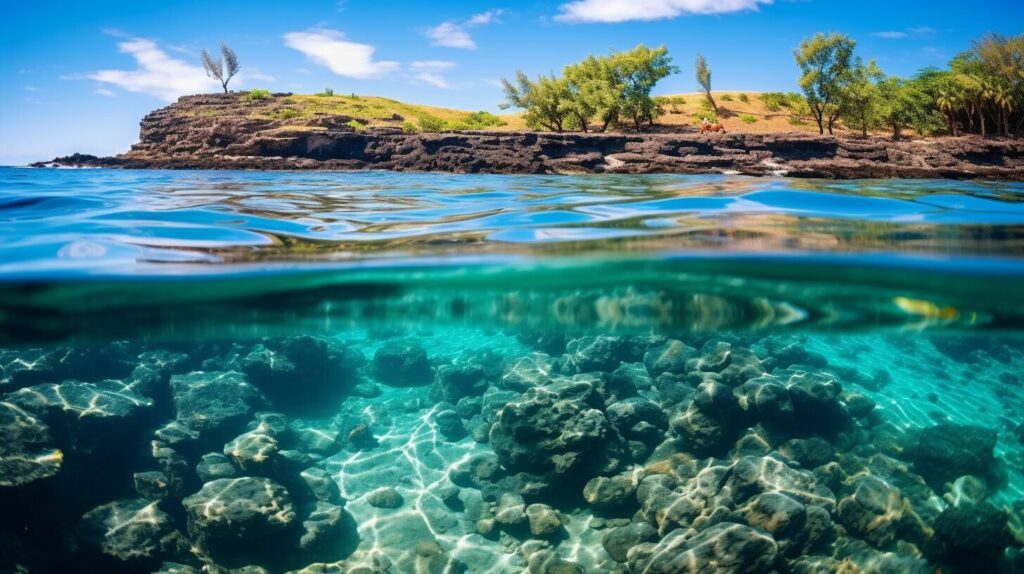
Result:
[32, 94, 1024, 179]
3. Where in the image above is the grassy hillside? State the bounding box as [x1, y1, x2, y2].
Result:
[654, 91, 821, 134]
[201, 90, 825, 135]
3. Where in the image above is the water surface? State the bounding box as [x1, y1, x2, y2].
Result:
[0, 169, 1022, 574]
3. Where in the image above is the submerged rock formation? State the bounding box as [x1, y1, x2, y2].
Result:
[32, 93, 1024, 180]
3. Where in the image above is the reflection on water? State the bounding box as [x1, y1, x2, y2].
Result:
[1, 169, 1023, 275]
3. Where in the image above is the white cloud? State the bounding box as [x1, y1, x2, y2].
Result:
[87, 38, 218, 101]
[555, 0, 771, 23]
[872, 27, 935, 40]
[283, 29, 399, 79]
[241, 69, 277, 82]
[424, 22, 476, 50]
[466, 9, 505, 26]
[424, 9, 505, 50]
[23, 85, 40, 91]
[95, 87, 116, 97]
[409, 60, 457, 89]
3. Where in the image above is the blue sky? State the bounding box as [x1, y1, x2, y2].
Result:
[2, 0, 1021, 165]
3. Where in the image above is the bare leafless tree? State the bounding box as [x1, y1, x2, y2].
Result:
[201, 44, 240, 93]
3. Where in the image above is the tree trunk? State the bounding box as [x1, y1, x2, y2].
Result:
[979, 109, 986, 137]
[634, 116, 642, 133]
[706, 91, 718, 113]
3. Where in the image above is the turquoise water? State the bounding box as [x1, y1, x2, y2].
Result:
[1, 168, 1023, 573]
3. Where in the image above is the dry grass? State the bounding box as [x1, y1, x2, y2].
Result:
[655, 91, 823, 134]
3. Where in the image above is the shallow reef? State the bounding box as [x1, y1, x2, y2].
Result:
[1, 329, 1023, 573]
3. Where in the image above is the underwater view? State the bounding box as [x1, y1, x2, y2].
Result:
[2, 168, 1024, 574]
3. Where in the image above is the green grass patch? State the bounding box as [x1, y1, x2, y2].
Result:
[243, 89, 272, 103]
[740, 114, 758, 124]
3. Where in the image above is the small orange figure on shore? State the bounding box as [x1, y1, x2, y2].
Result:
[700, 117, 726, 134]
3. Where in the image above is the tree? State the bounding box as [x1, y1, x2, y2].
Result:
[563, 55, 621, 132]
[501, 71, 573, 132]
[201, 44, 240, 93]
[501, 45, 677, 133]
[695, 53, 717, 113]
[794, 33, 856, 135]
[876, 78, 931, 140]
[838, 58, 883, 136]
[615, 45, 679, 132]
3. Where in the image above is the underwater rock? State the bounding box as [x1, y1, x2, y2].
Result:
[241, 336, 365, 415]
[291, 421, 341, 456]
[432, 408, 467, 441]
[372, 341, 432, 386]
[715, 348, 767, 388]
[79, 498, 186, 563]
[836, 476, 904, 548]
[182, 477, 296, 543]
[739, 492, 810, 556]
[430, 362, 488, 404]
[601, 522, 658, 563]
[366, 487, 404, 509]
[0, 400, 62, 486]
[298, 467, 342, 504]
[763, 336, 828, 369]
[671, 379, 741, 453]
[901, 423, 997, 489]
[170, 371, 264, 436]
[627, 522, 779, 574]
[501, 353, 554, 392]
[224, 425, 279, 474]
[197, 452, 240, 482]
[583, 472, 640, 510]
[133, 470, 174, 500]
[697, 340, 733, 372]
[488, 386, 626, 484]
[525, 503, 562, 536]
[926, 501, 1014, 571]
[563, 335, 641, 373]
[298, 501, 346, 553]
[0, 348, 64, 390]
[9, 379, 154, 428]
[643, 339, 698, 377]
[778, 437, 834, 469]
[734, 374, 794, 425]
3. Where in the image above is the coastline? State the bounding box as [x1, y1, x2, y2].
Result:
[31, 95, 1024, 180]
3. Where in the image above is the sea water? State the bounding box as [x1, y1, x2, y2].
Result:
[1, 168, 1023, 574]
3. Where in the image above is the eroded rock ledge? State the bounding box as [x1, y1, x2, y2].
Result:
[34, 94, 1024, 179]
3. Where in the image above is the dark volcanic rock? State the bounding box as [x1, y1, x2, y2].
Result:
[34, 95, 1024, 180]
[627, 522, 779, 574]
[79, 498, 186, 563]
[182, 477, 296, 543]
[901, 423, 997, 488]
[0, 400, 62, 486]
[372, 341, 432, 386]
[170, 371, 264, 437]
[925, 501, 1014, 571]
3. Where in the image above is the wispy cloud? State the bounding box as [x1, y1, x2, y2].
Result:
[872, 26, 935, 39]
[23, 85, 40, 92]
[283, 29, 399, 79]
[555, 0, 771, 23]
[409, 60, 457, 89]
[95, 87, 117, 97]
[86, 38, 218, 101]
[424, 9, 506, 50]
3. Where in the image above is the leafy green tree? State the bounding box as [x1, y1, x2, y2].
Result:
[563, 55, 621, 132]
[794, 33, 856, 135]
[838, 58, 883, 137]
[695, 53, 717, 112]
[501, 71, 573, 132]
[201, 44, 240, 93]
[876, 78, 932, 140]
[615, 45, 678, 132]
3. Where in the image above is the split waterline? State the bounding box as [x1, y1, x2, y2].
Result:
[1, 168, 1023, 573]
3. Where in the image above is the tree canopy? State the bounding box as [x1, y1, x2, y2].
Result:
[502, 45, 677, 133]
[795, 33, 856, 135]
[201, 44, 240, 94]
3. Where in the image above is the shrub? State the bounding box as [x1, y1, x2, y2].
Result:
[317, 88, 334, 97]
[346, 119, 366, 132]
[276, 108, 300, 120]
[243, 89, 272, 103]
[738, 93, 750, 103]
[418, 115, 447, 132]
[740, 114, 758, 124]
[694, 99, 718, 123]
[721, 94, 734, 102]
[401, 121, 419, 134]
[761, 92, 788, 112]
[349, 93, 360, 100]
